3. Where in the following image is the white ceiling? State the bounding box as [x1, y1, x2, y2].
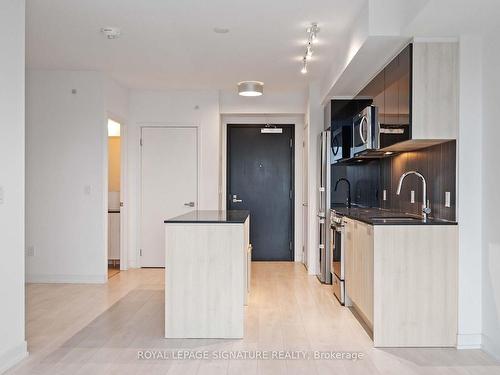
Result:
[26, 0, 365, 91]
[404, 0, 500, 36]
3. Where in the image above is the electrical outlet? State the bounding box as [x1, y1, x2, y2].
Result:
[26, 246, 35, 257]
[84, 185, 91, 195]
[0, 186, 4, 205]
[445, 192, 451, 207]
[410, 190, 415, 203]
[383, 189, 387, 201]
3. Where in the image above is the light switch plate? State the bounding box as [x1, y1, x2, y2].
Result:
[410, 190, 415, 203]
[383, 189, 387, 201]
[84, 185, 91, 195]
[445, 192, 451, 207]
[0, 186, 3, 204]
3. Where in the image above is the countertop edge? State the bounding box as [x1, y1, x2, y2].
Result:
[334, 210, 458, 226]
[164, 210, 250, 224]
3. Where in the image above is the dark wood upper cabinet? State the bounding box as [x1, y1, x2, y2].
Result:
[398, 45, 411, 128]
[355, 44, 412, 130]
[384, 54, 399, 125]
[358, 68, 385, 125]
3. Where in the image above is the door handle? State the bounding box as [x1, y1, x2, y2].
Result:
[184, 202, 195, 207]
[232, 195, 242, 203]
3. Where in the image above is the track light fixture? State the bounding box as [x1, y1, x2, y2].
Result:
[301, 23, 319, 74]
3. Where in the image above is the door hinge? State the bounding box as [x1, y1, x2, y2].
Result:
[289, 241, 293, 251]
[290, 138, 293, 148]
[139, 249, 143, 256]
[140, 138, 143, 146]
[289, 190, 293, 199]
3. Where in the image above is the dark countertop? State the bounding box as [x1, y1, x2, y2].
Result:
[164, 210, 250, 224]
[332, 205, 457, 226]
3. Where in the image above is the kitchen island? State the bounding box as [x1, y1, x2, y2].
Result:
[164, 210, 250, 338]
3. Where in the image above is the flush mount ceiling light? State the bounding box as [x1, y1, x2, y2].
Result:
[101, 27, 121, 39]
[237, 81, 264, 97]
[300, 23, 320, 74]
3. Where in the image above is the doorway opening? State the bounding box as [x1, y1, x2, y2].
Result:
[107, 118, 121, 278]
[227, 124, 295, 261]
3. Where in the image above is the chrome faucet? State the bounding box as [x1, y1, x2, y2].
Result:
[396, 171, 432, 222]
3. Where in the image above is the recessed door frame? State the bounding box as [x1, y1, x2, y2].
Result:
[220, 114, 305, 262]
[226, 123, 295, 261]
[138, 124, 200, 268]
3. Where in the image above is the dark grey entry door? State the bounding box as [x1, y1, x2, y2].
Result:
[227, 125, 294, 261]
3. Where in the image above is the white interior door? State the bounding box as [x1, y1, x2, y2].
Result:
[141, 127, 198, 267]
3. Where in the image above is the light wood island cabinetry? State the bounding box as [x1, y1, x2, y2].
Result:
[164, 210, 250, 339]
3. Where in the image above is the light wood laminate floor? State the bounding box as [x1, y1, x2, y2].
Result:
[8, 262, 499, 374]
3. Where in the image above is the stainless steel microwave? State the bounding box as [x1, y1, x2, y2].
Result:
[352, 105, 379, 156]
[351, 105, 410, 157]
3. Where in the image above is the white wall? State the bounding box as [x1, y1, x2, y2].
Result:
[105, 77, 129, 122]
[0, 0, 27, 371]
[127, 90, 220, 267]
[305, 82, 324, 275]
[26, 70, 108, 283]
[456, 36, 483, 349]
[219, 90, 306, 114]
[481, 33, 500, 360]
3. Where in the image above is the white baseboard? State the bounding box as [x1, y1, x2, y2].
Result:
[457, 333, 482, 349]
[26, 273, 107, 284]
[0, 341, 28, 374]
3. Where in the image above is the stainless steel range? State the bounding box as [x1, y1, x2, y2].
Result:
[330, 209, 345, 304]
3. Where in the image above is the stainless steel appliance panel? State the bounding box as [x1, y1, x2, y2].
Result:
[352, 105, 379, 156]
[317, 130, 332, 284]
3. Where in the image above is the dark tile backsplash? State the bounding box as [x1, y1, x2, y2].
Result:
[331, 140, 456, 221]
[331, 161, 380, 208]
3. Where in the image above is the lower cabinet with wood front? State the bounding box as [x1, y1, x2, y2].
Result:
[344, 218, 458, 347]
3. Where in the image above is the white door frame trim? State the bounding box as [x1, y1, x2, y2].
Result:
[138, 124, 200, 268]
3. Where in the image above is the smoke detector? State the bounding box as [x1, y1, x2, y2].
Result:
[100, 27, 121, 39]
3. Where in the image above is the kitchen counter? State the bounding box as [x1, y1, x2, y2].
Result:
[332, 205, 457, 225]
[164, 210, 249, 224]
[340, 206, 458, 347]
